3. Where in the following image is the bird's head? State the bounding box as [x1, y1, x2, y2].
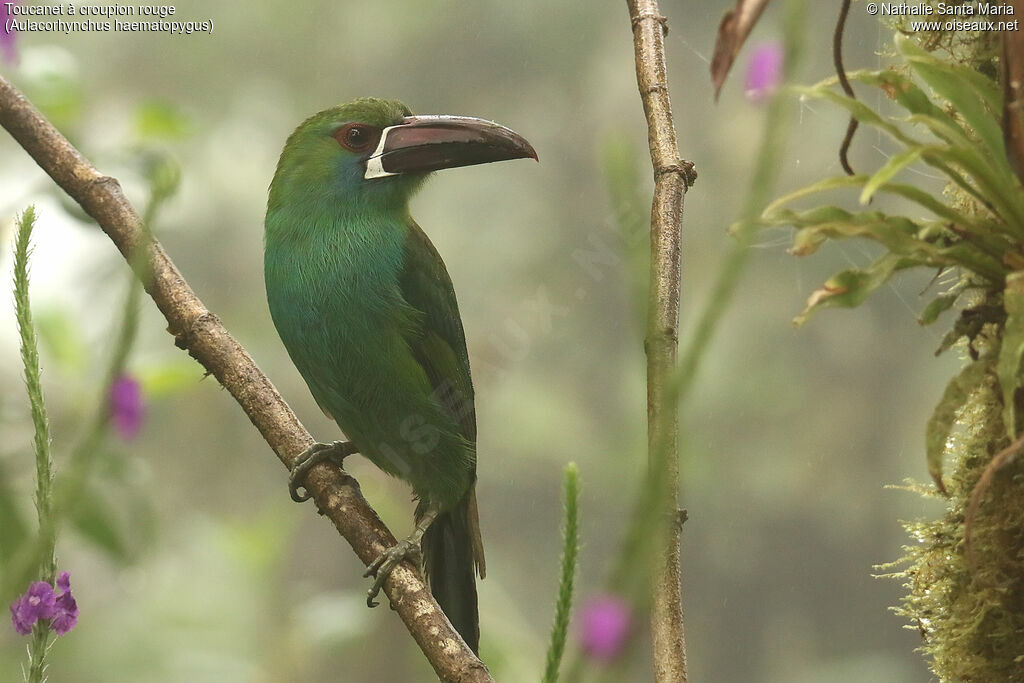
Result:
[268, 97, 536, 214]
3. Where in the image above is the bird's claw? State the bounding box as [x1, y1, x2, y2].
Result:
[363, 539, 422, 608]
[288, 440, 357, 502]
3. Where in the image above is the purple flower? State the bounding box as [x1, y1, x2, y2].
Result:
[0, 0, 18, 65]
[110, 374, 145, 440]
[10, 572, 78, 636]
[579, 595, 631, 661]
[51, 573, 78, 635]
[745, 42, 784, 103]
[10, 582, 56, 635]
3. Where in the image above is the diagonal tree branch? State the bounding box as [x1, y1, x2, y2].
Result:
[0, 72, 492, 683]
[625, 1, 692, 682]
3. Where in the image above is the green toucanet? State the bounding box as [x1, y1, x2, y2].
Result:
[263, 97, 535, 653]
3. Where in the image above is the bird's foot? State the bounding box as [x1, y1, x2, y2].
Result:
[288, 440, 358, 502]
[363, 538, 422, 608]
[362, 507, 438, 608]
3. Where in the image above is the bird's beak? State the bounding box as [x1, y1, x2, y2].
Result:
[364, 115, 537, 180]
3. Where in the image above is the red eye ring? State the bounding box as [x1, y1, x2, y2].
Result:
[334, 123, 378, 153]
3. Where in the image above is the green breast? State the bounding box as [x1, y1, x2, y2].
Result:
[264, 206, 474, 506]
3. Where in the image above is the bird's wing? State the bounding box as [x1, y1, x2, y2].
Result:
[399, 220, 477, 445]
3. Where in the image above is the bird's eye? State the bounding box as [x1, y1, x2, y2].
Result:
[335, 124, 378, 153]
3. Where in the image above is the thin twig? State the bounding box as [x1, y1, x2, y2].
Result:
[625, 1, 690, 681]
[0, 72, 491, 683]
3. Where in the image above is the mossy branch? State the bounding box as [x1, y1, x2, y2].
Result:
[0, 73, 491, 683]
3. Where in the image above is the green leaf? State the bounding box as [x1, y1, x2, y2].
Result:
[810, 69, 938, 121]
[849, 68, 952, 123]
[896, 33, 1002, 131]
[799, 69, 1024, 232]
[925, 359, 989, 493]
[895, 32, 1000, 104]
[852, 69, 1010, 204]
[908, 126, 1024, 231]
[998, 273, 1024, 440]
[757, 175, 848, 218]
[907, 59, 1004, 165]
[880, 181, 988, 229]
[919, 292, 960, 326]
[917, 144, 1024, 233]
[757, 173, 981, 230]
[860, 148, 923, 204]
[794, 253, 915, 325]
[760, 200, 1006, 282]
[903, 111, 982, 155]
[932, 243, 1006, 283]
[769, 206, 970, 268]
[776, 208, 922, 256]
[793, 85, 915, 146]
[893, 35, 1024, 227]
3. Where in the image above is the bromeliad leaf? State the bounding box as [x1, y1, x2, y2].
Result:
[777, 208, 921, 256]
[758, 175, 869, 216]
[794, 85, 914, 146]
[896, 34, 1003, 162]
[820, 68, 968, 150]
[794, 253, 916, 325]
[762, 207, 1005, 281]
[861, 148, 924, 204]
[919, 291, 961, 326]
[916, 141, 1024, 230]
[758, 174, 981, 230]
[850, 68, 951, 124]
[797, 78, 1024, 227]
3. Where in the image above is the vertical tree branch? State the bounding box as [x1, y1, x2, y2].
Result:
[625, 2, 691, 682]
[0, 73, 491, 683]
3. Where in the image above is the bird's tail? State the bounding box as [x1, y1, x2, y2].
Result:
[420, 486, 486, 654]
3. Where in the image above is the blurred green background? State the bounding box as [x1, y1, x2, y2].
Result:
[0, 1, 954, 680]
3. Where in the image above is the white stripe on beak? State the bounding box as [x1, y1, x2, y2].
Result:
[363, 125, 400, 180]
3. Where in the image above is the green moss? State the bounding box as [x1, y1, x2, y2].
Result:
[887, 1, 1000, 73]
[872, 13, 1024, 677]
[769, 8, 1024, 676]
[891, 353, 1024, 680]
